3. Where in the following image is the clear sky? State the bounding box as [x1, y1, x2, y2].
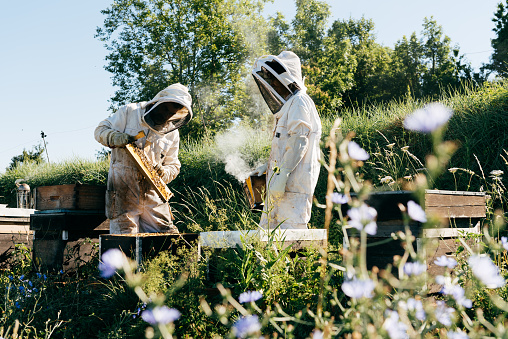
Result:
[0, 0, 500, 173]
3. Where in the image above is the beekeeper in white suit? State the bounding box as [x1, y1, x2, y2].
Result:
[251, 51, 322, 229]
[95, 84, 193, 234]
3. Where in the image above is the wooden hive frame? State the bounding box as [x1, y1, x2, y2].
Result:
[125, 144, 173, 202]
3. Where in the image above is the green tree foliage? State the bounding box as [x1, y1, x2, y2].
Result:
[329, 17, 392, 106]
[8, 144, 45, 170]
[390, 33, 425, 98]
[290, 0, 330, 62]
[96, 0, 269, 137]
[489, 0, 508, 76]
[420, 17, 460, 96]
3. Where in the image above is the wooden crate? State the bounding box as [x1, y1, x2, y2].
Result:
[35, 184, 106, 211]
[100, 233, 199, 266]
[344, 190, 487, 271]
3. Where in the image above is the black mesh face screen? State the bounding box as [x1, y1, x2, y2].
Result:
[253, 75, 284, 114]
[265, 59, 286, 75]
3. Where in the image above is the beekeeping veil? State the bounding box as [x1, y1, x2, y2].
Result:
[142, 83, 193, 134]
[252, 51, 306, 114]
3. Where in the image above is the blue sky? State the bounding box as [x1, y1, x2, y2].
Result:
[0, 0, 500, 172]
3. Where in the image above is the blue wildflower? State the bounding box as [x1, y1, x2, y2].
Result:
[341, 277, 375, 299]
[501, 236, 508, 251]
[434, 255, 457, 268]
[468, 255, 505, 288]
[232, 315, 262, 338]
[403, 262, 426, 276]
[239, 290, 263, 303]
[347, 203, 377, 235]
[407, 200, 426, 223]
[99, 248, 127, 278]
[435, 301, 455, 327]
[403, 103, 453, 133]
[328, 192, 349, 205]
[382, 310, 408, 339]
[447, 330, 469, 339]
[348, 141, 370, 161]
[141, 306, 180, 325]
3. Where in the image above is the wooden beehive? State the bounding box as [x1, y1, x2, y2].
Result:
[344, 190, 487, 272]
[35, 184, 106, 211]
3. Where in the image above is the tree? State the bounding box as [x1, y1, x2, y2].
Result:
[8, 144, 45, 170]
[489, 0, 508, 76]
[291, 0, 331, 62]
[266, 12, 291, 55]
[390, 33, 425, 98]
[96, 0, 269, 136]
[329, 17, 392, 106]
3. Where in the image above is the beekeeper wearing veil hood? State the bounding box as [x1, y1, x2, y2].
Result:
[95, 84, 193, 234]
[251, 51, 322, 229]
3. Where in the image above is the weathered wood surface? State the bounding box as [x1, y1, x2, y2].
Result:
[424, 190, 487, 219]
[200, 229, 327, 251]
[35, 184, 106, 211]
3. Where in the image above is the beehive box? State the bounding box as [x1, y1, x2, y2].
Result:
[34, 184, 106, 211]
[30, 210, 108, 271]
[344, 190, 487, 271]
[100, 233, 199, 266]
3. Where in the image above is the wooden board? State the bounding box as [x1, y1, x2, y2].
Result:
[425, 190, 487, 219]
[35, 184, 106, 211]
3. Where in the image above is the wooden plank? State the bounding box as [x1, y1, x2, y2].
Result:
[0, 217, 30, 223]
[35, 184, 106, 211]
[0, 225, 32, 234]
[425, 194, 486, 207]
[425, 205, 486, 218]
[423, 223, 480, 238]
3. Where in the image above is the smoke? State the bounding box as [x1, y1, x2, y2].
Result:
[214, 124, 268, 183]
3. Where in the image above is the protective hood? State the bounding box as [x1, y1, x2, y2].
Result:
[142, 83, 193, 134]
[252, 51, 306, 114]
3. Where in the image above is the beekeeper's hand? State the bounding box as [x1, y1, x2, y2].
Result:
[250, 163, 267, 177]
[269, 168, 290, 200]
[110, 132, 136, 148]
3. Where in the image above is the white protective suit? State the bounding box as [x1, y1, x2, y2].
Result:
[94, 84, 193, 234]
[252, 51, 322, 229]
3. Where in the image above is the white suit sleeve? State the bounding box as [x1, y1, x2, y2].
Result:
[94, 106, 129, 148]
[159, 132, 181, 184]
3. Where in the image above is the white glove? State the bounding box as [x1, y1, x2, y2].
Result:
[110, 132, 135, 148]
[250, 162, 267, 177]
[269, 168, 291, 199]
